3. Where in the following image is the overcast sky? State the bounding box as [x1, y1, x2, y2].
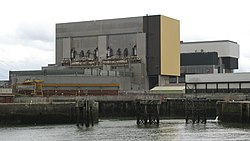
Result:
[0, 0, 250, 80]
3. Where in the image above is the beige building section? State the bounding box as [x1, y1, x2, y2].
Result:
[160, 15, 180, 76]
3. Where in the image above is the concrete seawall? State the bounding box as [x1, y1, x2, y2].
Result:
[2, 93, 242, 125]
[98, 100, 217, 119]
[0, 102, 98, 125]
[217, 101, 250, 123]
[0, 103, 75, 124]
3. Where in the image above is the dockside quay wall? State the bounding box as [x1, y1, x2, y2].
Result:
[0, 93, 230, 125]
[98, 99, 217, 119]
[0, 103, 76, 124]
[217, 101, 250, 123]
[0, 102, 98, 125]
[12, 96, 218, 120]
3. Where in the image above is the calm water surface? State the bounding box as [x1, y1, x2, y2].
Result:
[0, 119, 250, 141]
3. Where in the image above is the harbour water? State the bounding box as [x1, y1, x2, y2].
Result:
[0, 119, 250, 141]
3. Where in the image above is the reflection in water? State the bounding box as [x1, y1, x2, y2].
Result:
[0, 120, 250, 141]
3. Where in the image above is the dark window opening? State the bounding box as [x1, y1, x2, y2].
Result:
[79, 50, 84, 58]
[116, 48, 122, 58]
[106, 47, 113, 58]
[124, 48, 128, 57]
[132, 45, 137, 56]
[94, 47, 98, 60]
[71, 49, 76, 60]
[86, 50, 91, 58]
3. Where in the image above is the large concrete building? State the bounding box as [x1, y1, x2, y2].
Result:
[10, 15, 180, 96]
[181, 40, 239, 74]
[170, 40, 240, 83]
[8, 15, 250, 95]
[177, 40, 248, 94]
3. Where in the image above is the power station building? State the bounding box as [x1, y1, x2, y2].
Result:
[176, 40, 247, 93]
[181, 40, 239, 74]
[9, 15, 180, 96]
[9, 15, 245, 96]
[169, 40, 240, 83]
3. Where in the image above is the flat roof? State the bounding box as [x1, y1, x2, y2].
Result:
[181, 40, 238, 45]
[56, 15, 178, 25]
[56, 15, 141, 25]
[186, 72, 250, 83]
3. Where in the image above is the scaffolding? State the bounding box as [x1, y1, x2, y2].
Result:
[21, 79, 44, 96]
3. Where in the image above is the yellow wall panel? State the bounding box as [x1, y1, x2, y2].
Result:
[160, 16, 180, 76]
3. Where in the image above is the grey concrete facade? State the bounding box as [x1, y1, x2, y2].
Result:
[10, 69, 131, 91]
[56, 17, 144, 65]
[54, 16, 152, 91]
[180, 40, 239, 73]
[10, 15, 180, 94]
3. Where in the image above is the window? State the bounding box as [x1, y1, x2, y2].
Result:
[94, 47, 98, 59]
[79, 50, 84, 58]
[132, 45, 137, 56]
[86, 50, 91, 58]
[124, 48, 128, 57]
[116, 48, 121, 58]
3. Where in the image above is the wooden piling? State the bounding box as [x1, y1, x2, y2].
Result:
[185, 98, 207, 124]
[76, 99, 95, 127]
[135, 100, 161, 126]
[247, 104, 250, 123]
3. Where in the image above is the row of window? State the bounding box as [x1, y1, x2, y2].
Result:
[186, 89, 250, 93]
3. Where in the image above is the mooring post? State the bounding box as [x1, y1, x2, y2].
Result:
[156, 104, 160, 125]
[197, 113, 200, 123]
[198, 100, 202, 123]
[204, 100, 207, 124]
[76, 106, 80, 127]
[85, 100, 90, 127]
[191, 99, 195, 124]
[240, 103, 243, 123]
[144, 104, 148, 124]
[185, 98, 207, 124]
[148, 104, 152, 124]
[135, 99, 161, 126]
[185, 99, 188, 124]
[247, 104, 250, 123]
[90, 105, 94, 126]
[136, 101, 141, 125]
[80, 107, 84, 126]
[76, 99, 96, 127]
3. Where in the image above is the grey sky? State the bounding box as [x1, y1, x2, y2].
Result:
[0, 0, 250, 79]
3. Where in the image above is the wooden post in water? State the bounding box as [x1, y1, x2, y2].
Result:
[76, 99, 95, 127]
[247, 104, 250, 123]
[80, 107, 84, 126]
[76, 106, 80, 126]
[135, 99, 161, 126]
[241, 103, 243, 123]
[185, 98, 207, 124]
[85, 100, 90, 127]
[90, 105, 94, 126]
